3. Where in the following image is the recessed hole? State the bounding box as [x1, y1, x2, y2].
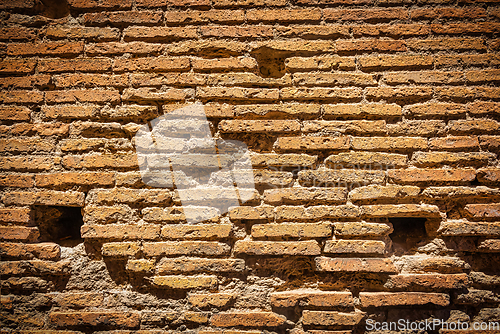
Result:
[389, 217, 427, 255]
[251, 47, 290, 78]
[39, 0, 70, 19]
[35, 206, 84, 247]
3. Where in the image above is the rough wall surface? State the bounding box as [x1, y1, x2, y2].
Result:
[1, 0, 500, 333]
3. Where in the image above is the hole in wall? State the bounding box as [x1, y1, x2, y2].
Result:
[389, 217, 427, 256]
[38, 0, 70, 19]
[35, 205, 84, 247]
[251, 47, 291, 78]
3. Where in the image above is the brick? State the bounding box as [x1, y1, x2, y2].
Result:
[7, 42, 83, 56]
[38, 57, 112, 73]
[197, 87, 278, 101]
[247, 9, 321, 22]
[219, 120, 300, 133]
[0, 62, 40, 81]
[84, 206, 134, 224]
[410, 7, 487, 19]
[152, 275, 217, 289]
[468, 101, 500, 116]
[0, 174, 34, 188]
[2, 277, 50, 292]
[388, 168, 476, 184]
[53, 73, 128, 88]
[294, 72, 377, 87]
[54, 292, 104, 308]
[366, 87, 433, 103]
[435, 54, 500, 67]
[0, 226, 39, 242]
[275, 205, 361, 221]
[83, 10, 162, 25]
[385, 274, 469, 290]
[359, 55, 433, 71]
[334, 222, 393, 237]
[353, 23, 430, 37]
[0, 90, 44, 104]
[281, 87, 362, 101]
[142, 206, 220, 223]
[233, 240, 321, 256]
[60, 138, 132, 152]
[46, 27, 120, 41]
[174, 187, 259, 206]
[0, 260, 69, 276]
[192, 57, 256, 72]
[324, 8, 408, 21]
[206, 72, 291, 87]
[407, 38, 486, 51]
[438, 221, 500, 236]
[351, 137, 428, 151]
[451, 119, 500, 134]
[384, 70, 463, 85]
[35, 172, 114, 188]
[0, 0, 35, 9]
[412, 151, 493, 167]
[0, 208, 31, 224]
[336, 40, 406, 54]
[323, 104, 402, 119]
[228, 206, 273, 221]
[478, 168, 500, 184]
[359, 292, 450, 308]
[86, 42, 164, 56]
[430, 136, 479, 151]
[264, 187, 347, 205]
[123, 26, 197, 42]
[214, 0, 286, 6]
[0, 156, 57, 171]
[0, 242, 60, 260]
[251, 153, 317, 168]
[252, 222, 332, 238]
[274, 136, 350, 152]
[189, 293, 234, 308]
[3, 190, 84, 207]
[315, 257, 397, 273]
[478, 239, 500, 252]
[102, 242, 140, 257]
[143, 241, 230, 256]
[298, 169, 386, 187]
[45, 89, 120, 104]
[326, 152, 406, 168]
[397, 255, 470, 274]
[324, 240, 385, 255]
[124, 87, 194, 101]
[0, 138, 54, 153]
[465, 204, 500, 219]
[480, 135, 500, 150]
[68, 0, 132, 9]
[81, 224, 160, 240]
[168, 40, 247, 57]
[432, 22, 500, 35]
[0, 106, 30, 121]
[210, 312, 286, 327]
[165, 10, 245, 25]
[285, 56, 355, 72]
[49, 312, 139, 328]
[302, 311, 364, 326]
[161, 224, 231, 240]
[408, 103, 467, 118]
[422, 186, 500, 199]
[201, 25, 273, 39]
[277, 25, 350, 39]
[0, 75, 51, 89]
[62, 153, 138, 169]
[157, 258, 244, 273]
[349, 184, 420, 201]
[304, 120, 386, 134]
[390, 120, 447, 137]
[271, 290, 353, 308]
[467, 69, 500, 83]
[125, 259, 155, 273]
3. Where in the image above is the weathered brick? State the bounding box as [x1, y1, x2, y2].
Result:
[219, 120, 300, 133]
[0, 156, 57, 171]
[35, 172, 114, 188]
[277, 25, 350, 39]
[0, 260, 69, 276]
[0, 105, 31, 121]
[468, 101, 500, 116]
[325, 8, 407, 21]
[157, 258, 244, 273]
[201, 25, 273, 39]
[7, 42, 84, 56]
[86, 42, 164, 56]
[408, 103, 467, 118]
[102, 242, 140, 257]
[189, 293, 234, 308]
[303, 120, 386, 134]
[449, 119, 500, 134]
[214, 0, 286, 6]
[353, 23, 430, 37]
[275, 205, 361, 221]
[53, 73, 128, 88]
[465, 204, 500, 219]
[359, 55, 434, 71]
[228, 206, 273, 221]
[252, 222, 332, 238]
[388, 168, 476, 184]
[197, 87, 278, 101]
[45, 89, 120, 104]
[3, 190, 84, 207]
[165, 10, 245, 25]
[84, 206, 134, 224]
[336, 40, 406, 54]
[396, 255, 470, 274]
[264, 187, 347, 205]
[247, 9, 321, 22]
[0, 90, 44, 104]
[324, 240, 385, 255]
[62, 153, 138, 169]
[323, 104, 402, 119]
[410, 7, 487, 19]
[274, 136, 350, 152]
[46, 27, 120, 41]
[438, 221, 500, 236]
[422, 186, 500, 198]
[349, 184, 420, 202]
[0, 242, 60, 260]
[0, 138, 54, 153]
[478, 239, 500, 252]
[152, 275, 217, 289]
[143, 241, 230, 256]
[234, 240, 321, 256]
[384, 70, 463, 85]
[281, 87, 362, 101]
[0, 0, 35, 10]
[0, 226, 39, 242]
[385, 274, 469, 290]
[251, 153, 317, 168]
[359, 292, 450, 307]
[478, 168, 500, 184]
[432, 22, 500, 35]
[365, 87, 433, 103]
[271, 290, 354, 308]
[429, 136, 479, 151]
[285, 56, 355, 72]
[407, 38, 486, 51]
[298, 169, 386, 187]
[123, 26, 198, 41]
[0, 75, 51, 89]
[38, 58, 112, 73]
[315, 257, 397, 273]
[294, 72, 377, 87]
[168, 40, 247, 56]
[352, 137, 428, 151]
[326, 152, 406, 168]
[54, 292, 104, 308]
[480, 136, 500, 150]
[81, 224, 160, 240]
[161, 224, 231, 240]
[0, 207, 31, 224]
[210, 312, 286, 327]
[83, 10, 162, 25]
[302, 310, 364, 326]
[412, 151, 494, 167]
[334, 222, 393, 237]
[0, 174, 34, 188]
[49, 311, 140, 329]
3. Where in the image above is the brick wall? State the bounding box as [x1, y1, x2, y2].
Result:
[1, 0, 500, 332]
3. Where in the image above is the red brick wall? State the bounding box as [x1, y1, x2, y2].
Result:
[1, 0, 500, 332]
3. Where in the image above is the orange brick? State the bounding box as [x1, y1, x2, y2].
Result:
[46, 27, 120, 41]
[0, 138, 55, 153]
[324, 240, 386, 255]
[189, 293, 234, 308]
[3, 190, 85, 207]
[45, 89, 120, 104]
[219, 120, 300, 133]
[388, 168, 476, 184]
[315, 257, 397, 273]
[0, 156, 58, 171]
[359, 54, 433, 71]
[52, 73, 128, 88]
[478, 168, 500, 184]
[81, 224, 160, 240]
[359, 292, 449, 307]
[465, 203, 500, 219]
[449, 119, 500, 134]
[432, 22, 500, 35]
[271, 290, 353, 308]
[385, 274, 469, 290]
[438, 221, 500, 236]
[410, 7, 487, 19]
[365, 87, 433, 103]
[136, 0, 210, 7]
[123, 26, 198, 41]
[407, 38, 486, 51]
[302, 310, 364, 326]
[281, 87, 362, 101]
[294, 72, 377, 87]
[0, 0, 35, 9]
[0, 75, 51, 89]
[7, 42, 84, 56]
[83, 11, 163, 25]
[157, 258, 244, 273]
[54, 293, 104, 308]
[143, 241, 230, 256]
[274, 136, 350, 152]
[234, 240, 321, 255]
[0, 90, 44, 104]
[324, 8, 408, 21]
[408, 103, 466, 117]
[277, 25, 350, 39]
[252, 222, 332, 238]
[62, 153, 138, 169]
[164, 9, 245, 25]
[384, 70, 463, 85]
[0, 174, 34, 188]
[38, 57, 112, 73]
[35, 172, 114, 187]
[0, 226, 39, 241]
[246, 9, 322, 22]
[49, 311, 140, 328]
[85, 42, 164, 56]
[285, 56, 355, 71]
[0, 105, 31, 121]
[336, 40, 406, 54]
[201, 25, 273, 39]
[264, 187, 346, 205]
[353, 24, 430, 37]
[210, 312, 286, 327]
[0, 242, 60, 260]
[468, 101, 500, 115]
[0, 59, 36, 74]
